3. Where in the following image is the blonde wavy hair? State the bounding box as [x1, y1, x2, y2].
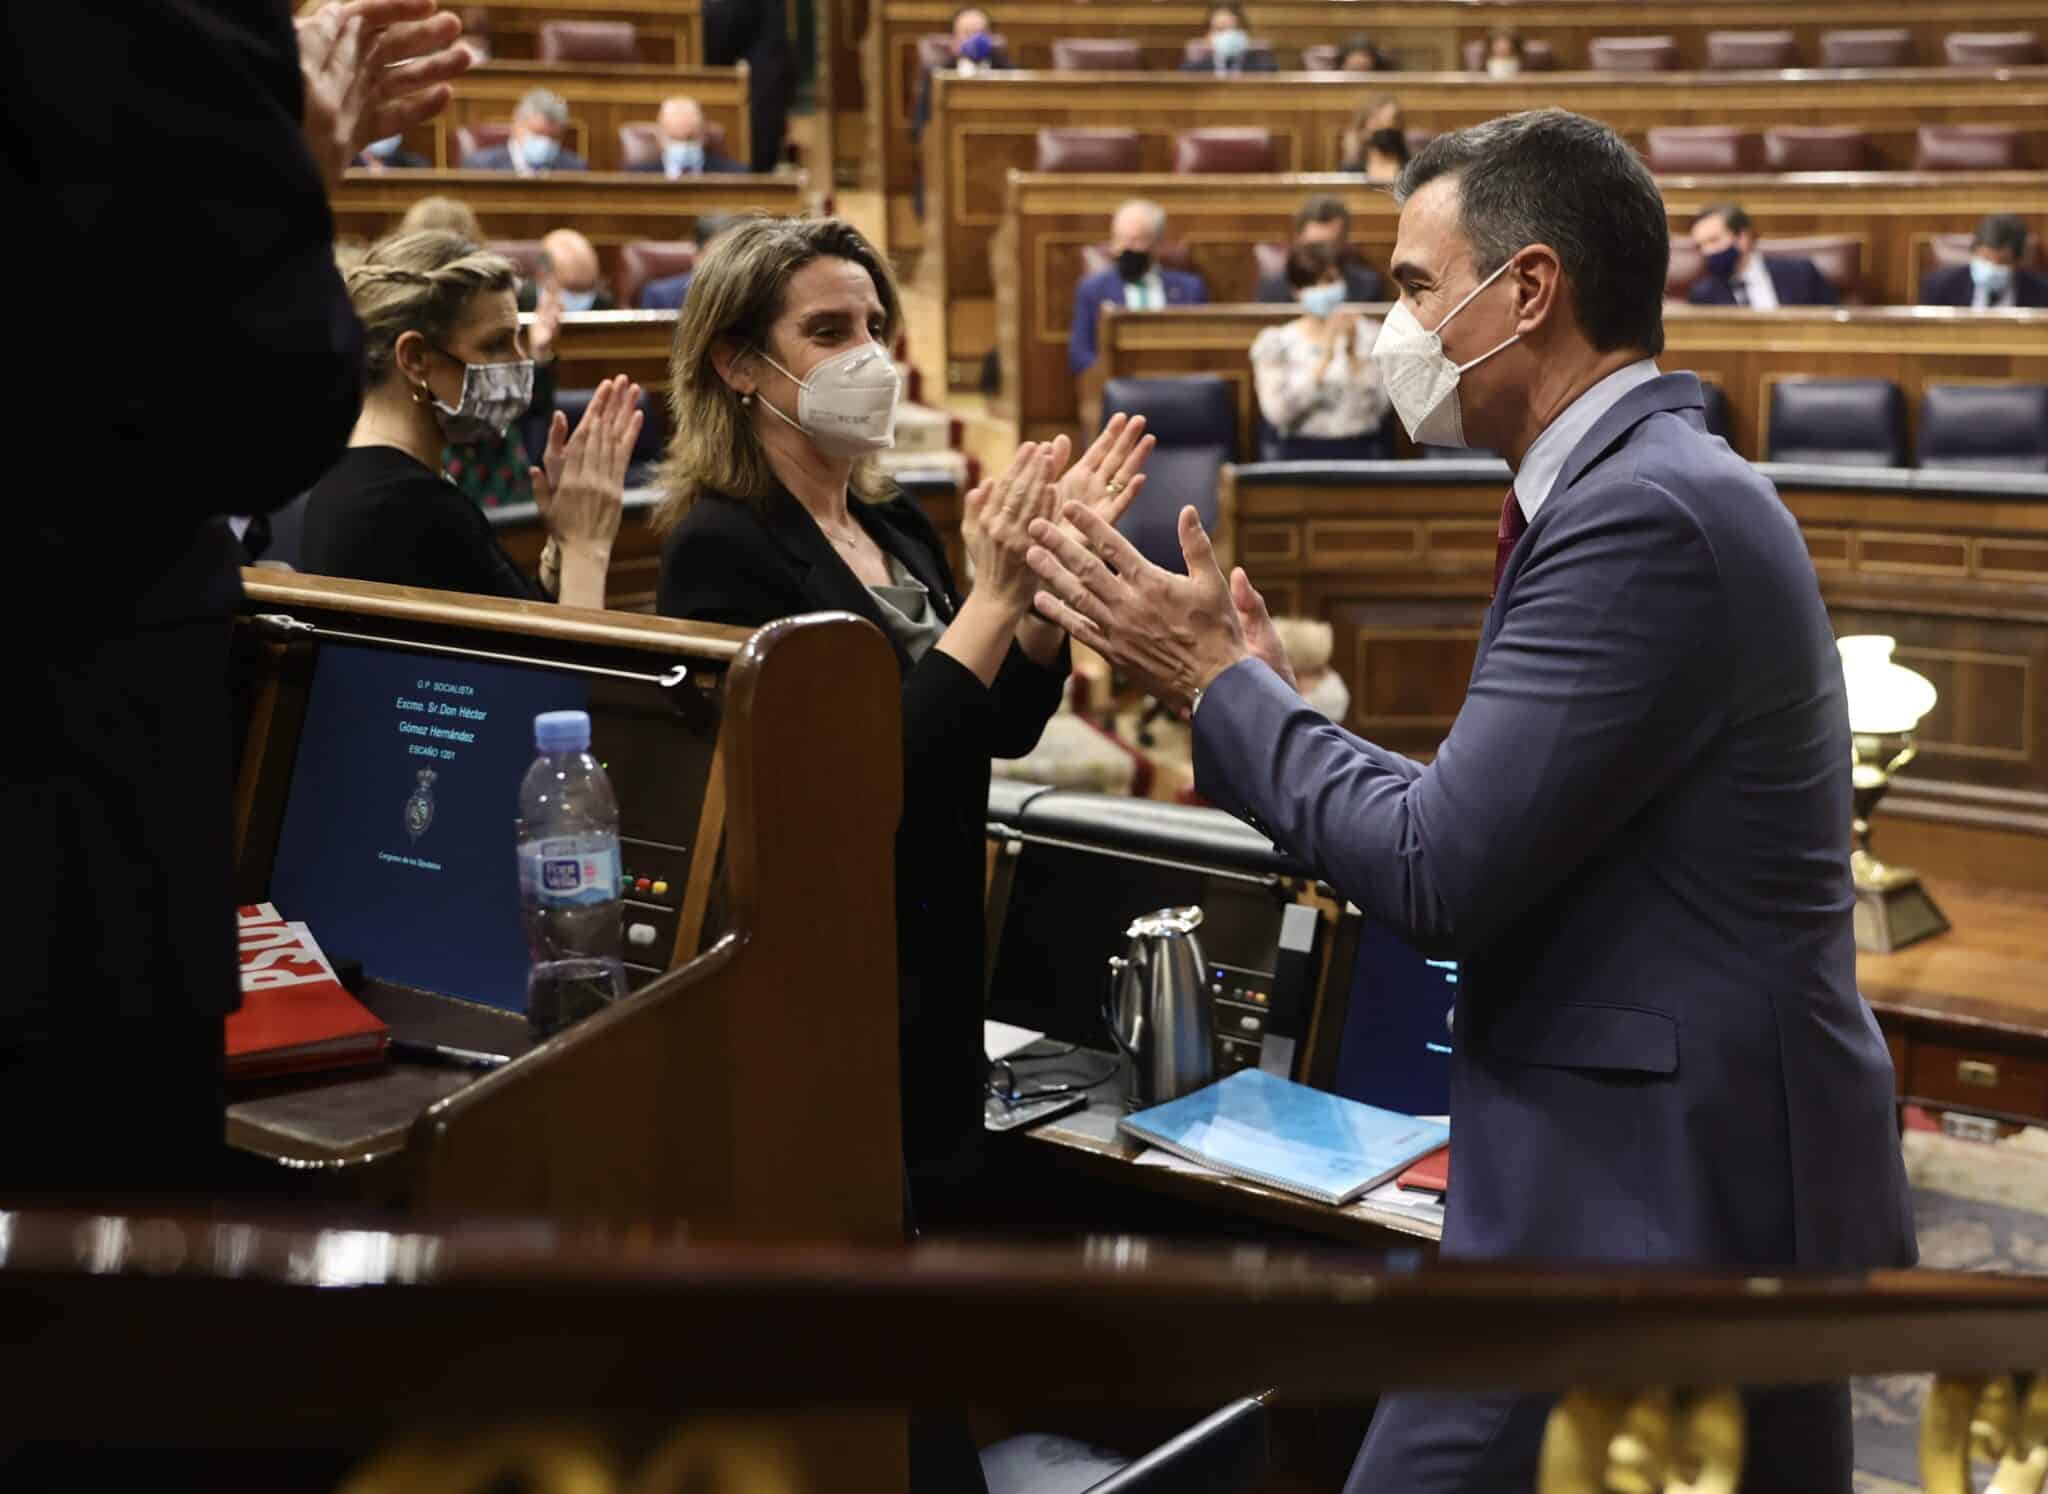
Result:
[346, 230, 519, 385]
[652, 215, 904, 534]
[398, 194, 485, 242]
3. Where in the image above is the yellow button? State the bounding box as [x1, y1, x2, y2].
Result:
[651, 879, 669, 896]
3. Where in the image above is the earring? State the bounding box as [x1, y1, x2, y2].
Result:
[740, 391, 753, 406]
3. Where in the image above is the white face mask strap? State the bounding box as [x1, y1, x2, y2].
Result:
[1433, 252, 1519, 335]
[753, 347, 809, 394]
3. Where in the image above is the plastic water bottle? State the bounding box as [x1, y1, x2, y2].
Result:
[516, 710, 625, 1035]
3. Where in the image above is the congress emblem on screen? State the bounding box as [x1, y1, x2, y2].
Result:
[404, 768, 438, 842]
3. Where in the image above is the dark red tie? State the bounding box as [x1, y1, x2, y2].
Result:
[1492, 486, 1527, 599]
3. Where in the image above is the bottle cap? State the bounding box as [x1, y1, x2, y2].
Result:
[534, 710, 591, 752]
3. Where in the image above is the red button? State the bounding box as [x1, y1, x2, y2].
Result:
[634, 877, 651, 893]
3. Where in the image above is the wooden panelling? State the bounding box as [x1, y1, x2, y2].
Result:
[538, 309, 680, 393]
[1088, 305, 2048, 458]
[331, 174, 808, 287]
[1000, 172, 2048, 428]
[916, 66, 2048, 289]
[422, 62, 750, 171]
[458, 0, 702, 64]
[1226, 467, 2048, 833]
[873, 0, 2048, 234]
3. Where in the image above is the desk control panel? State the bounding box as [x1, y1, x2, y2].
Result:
[1212, 962, 1273, 1075]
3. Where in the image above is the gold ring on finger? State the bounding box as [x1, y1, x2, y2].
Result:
[1105, 479, 1125, 496]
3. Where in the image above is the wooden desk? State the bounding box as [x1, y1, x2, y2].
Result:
[493, 489, 668, 611]
[459, 0, 703, 65]
[872, 0, 2048, 223]
[914, 66, 2048, 267]
[1861, 882, 2048, 1126]
[1223, 461, 2048, 884]
[1000, 172, 2048, 423]
[534, 308, 678, 393]
[330, 172, 809, 288]
[418, 61, 751, 171]
[1089, 304, 2048, 459]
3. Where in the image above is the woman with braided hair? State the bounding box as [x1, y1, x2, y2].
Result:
[302, 229, 637, 608]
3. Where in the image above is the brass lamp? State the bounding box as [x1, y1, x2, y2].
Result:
[1837, 635, 1947, 953]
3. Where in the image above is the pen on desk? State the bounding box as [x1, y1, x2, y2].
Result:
[390, 1038, 513, 1070]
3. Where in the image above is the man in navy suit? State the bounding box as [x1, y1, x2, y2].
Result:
[1179, 3, 1278, 72]
[1068, 199, 1209, 375]
[623, 96, 747, 177]
[1027, 110, 1914, 1494]
[463, 87, 589, 173]
[1920, 213, 2048, 308]
[1687, 202, 1838, 307]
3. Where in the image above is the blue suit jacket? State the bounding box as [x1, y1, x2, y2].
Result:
[1067, 266, 1208, 374]
[460, 143, 591, 173]
[1197, 373, 1915, 1488]
[622, 152, 748, 176]
[1687, 254, 1839, 306]
[1919, 261, 2048, 308]
[639, 271, 692, 310]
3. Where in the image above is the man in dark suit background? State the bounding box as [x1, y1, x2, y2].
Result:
[1180, 3, 1278, 72]
[4, 0, 466, 1204]
[1255, 194, 1385, 304]
[623, 95, 748, 177]
[703, 0, 791, 171]
[638, 213, 738, 310]
[1688, 201, 1838, 307]
[1026, 109, 1914, 1494]
[1920, 213, 2048, 308]
[1069, 199, 1209, 375]
[911, 7, 1011, 145]
[463, 87, 589, 173]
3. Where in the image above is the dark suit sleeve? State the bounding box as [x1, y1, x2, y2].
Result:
[1070, 277, 1106, 374]
[1254, 272, 1291, 305]
[911, 66, 934, 142]
[1686, 279, 1717, 306]
[1808, 262, 1840, 307]
[1190, 274, 1210, 304]
[7, 0, 361, 520]
[1916, 269, 1944, 306]
[1193, 475, 1728, 954]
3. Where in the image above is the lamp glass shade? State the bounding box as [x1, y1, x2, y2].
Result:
[1838, 635, 1938, 735]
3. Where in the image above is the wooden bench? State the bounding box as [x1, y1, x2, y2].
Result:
[868, 0, 2048, 214]
[1001, 169, 2048, 430]
[330, 171, 809, 288]
[1087, 303, 2048, 460]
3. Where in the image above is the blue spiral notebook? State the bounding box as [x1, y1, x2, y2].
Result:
[1119, 1068, 1450, 1207]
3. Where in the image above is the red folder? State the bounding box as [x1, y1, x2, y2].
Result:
[229, 904, 390, 1079]
[1395, 1143, 1449, 1199]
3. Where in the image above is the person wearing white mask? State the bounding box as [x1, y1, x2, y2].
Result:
[303, 230, 635, 608]
[1182, 3, 1274, 72]
[463, 88, 589, 174]
[1022, 110, 1913, 1494]
[541, 228, 614, 312]
[1482, 27, 1525, 78]
[654, 215, 1154, 1250]
[1250, 241, 1391, 459]
[628, 95, 748, 178]
[1919, 213, 2048, 309]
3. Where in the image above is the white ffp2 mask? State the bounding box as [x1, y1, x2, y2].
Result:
[1370, 256, 1522, 447]
[754, 343, 901, 458]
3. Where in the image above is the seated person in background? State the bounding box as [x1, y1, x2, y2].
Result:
[1182, 3, 1276, 73]
[1255, 195, 1384, 303]
[1339, 93, 1403, 169]
[463, 88, 589, 174]
[1483, 28, 1526, 77]
[1250, 241, 1390, 460]
[912, 7, 1008, 143]
[629, 96, 747, 177]
[355, 134, 429, 170]
[302, 230, 637, 608]
[1358, 127, 1410, 183]
[542, 228, 614, 311]
[639, 212, 738, 310]
[1688, 202, 1838, 307]
[1920, 213, 2048, 308]
[1068, 199, 1209, 375]
[400, 194, 482, 240]
[1338, 34, 1391, 71]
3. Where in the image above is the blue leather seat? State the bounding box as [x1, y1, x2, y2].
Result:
[555, 385, 667, 481]
[982, 1396, 1269, 1494]
[1918, 383, 2048, 474]
[1699, 381, 1731, 442]
[1100, 376, 1235, 575]
[1765, 379, 1907, 467]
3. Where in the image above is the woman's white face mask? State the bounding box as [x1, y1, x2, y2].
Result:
[752, 341, 901, 458]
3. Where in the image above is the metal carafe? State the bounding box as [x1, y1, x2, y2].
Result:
[1103, 906, 1215, 1109]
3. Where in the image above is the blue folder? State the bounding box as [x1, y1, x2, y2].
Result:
[1119, 1068, 1450, 1207]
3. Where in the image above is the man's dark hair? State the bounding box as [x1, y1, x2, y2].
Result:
[1694, 202, 1752, 237]
[1974, 212, 2031, 257]
[1284, 240, 1341, 289]
[1294, 194, 1351, 233]
[1365, 128, 1410, 165]
[1340, 34, 1389, 69]
[1397, 110, 1668, 356]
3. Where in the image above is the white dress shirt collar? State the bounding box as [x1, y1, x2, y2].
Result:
[1739, 251, 1779, 309]
[1513, 359, 1662, 520]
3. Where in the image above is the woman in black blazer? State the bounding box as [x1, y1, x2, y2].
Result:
[653, 217, 1154, 1214]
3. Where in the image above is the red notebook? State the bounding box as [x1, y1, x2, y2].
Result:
[1395, 1143, 1449, 1200]
[229, 904, 390, 1079]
